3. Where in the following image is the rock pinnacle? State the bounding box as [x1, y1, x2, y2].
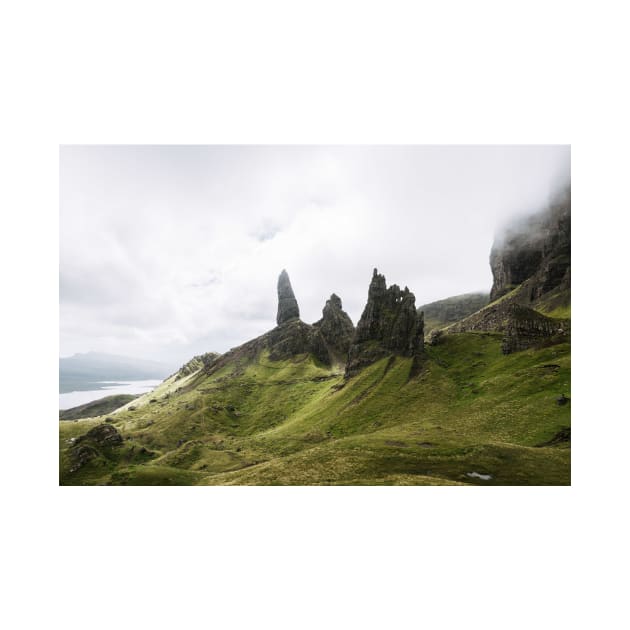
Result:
[276, 269, 300, 325]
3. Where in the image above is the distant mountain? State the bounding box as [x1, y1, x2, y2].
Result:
[59, 352, 172, 392]
[418, 292, 489, 333]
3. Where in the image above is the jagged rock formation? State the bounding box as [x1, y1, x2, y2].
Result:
[277, 269, 300, 325]
[489, 186, 570, 311]
[313, 294, 355, 361]
[418, 292, 489, 332]
[201, 271, 354, 373]
[346, 269, 424, 377]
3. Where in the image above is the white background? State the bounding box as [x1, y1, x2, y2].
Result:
[1, 1, 628, 629]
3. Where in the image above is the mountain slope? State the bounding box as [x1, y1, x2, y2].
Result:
[60, 329, 570, 485]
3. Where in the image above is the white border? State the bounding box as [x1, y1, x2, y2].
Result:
[3, 1, 628, 629]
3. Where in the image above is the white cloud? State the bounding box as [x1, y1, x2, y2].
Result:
[60, 145, 570, 364]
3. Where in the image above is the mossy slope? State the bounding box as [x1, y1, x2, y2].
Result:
[60, 332, 570, 486]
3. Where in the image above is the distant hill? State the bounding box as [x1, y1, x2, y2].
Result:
[60, 352, 171, 392]
[418, 292, 489, 333]
[60, 394, 138, 420]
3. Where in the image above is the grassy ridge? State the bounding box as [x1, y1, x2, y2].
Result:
[59, 394, 138, 420]
[59, 332, 570, 486]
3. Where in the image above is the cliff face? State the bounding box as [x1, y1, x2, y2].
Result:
[489, 187, 570, 310]
[443, 187, 571, 353]
[346, 269, 424, 377]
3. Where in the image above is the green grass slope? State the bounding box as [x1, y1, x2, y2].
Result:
[59, 330, 570, 486]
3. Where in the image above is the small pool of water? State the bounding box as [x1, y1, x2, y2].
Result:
[467, 471, 493, 481]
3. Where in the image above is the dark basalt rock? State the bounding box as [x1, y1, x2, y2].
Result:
[79, 423, 124, 447]
[277, 269, 300, 325]
[313, 293, 355, 360]
[194, 271, 365, 371]
[266, 319, 330, 364]
[489, 186, 570, 306]
[345, 269, 424, 377]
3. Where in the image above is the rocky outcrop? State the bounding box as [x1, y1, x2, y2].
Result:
[277, 269, 300, 325]
[346, 269, 424, 377]
[500, 304, 570, 354]
[69, 423, 123, 472]
[175, 352, 220, 380]
[489, 186, 570, 309]
[203, 271, 357, 371]
[447, 301, 570, 354]
[313, 294, 355, 360]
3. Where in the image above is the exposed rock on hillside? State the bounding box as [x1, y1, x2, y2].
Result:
[69, 423, 123, 472]
[277, 269, 300, 325]
[418, 292, 489, 332]
[313, 293, 355, 360]
[176, 352, 220, 380]
[447, 301, 570, 354]
[489, 186, 570, 310]
[500, 304, 569, 354]
[346, 269, 424, 377]
[200, 271, 354, 372]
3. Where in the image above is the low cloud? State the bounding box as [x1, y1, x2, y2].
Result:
[60, 145, 570, 364]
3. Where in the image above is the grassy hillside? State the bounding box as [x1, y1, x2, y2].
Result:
[59, 394, 138, 420]
[59, 329, 570, 486]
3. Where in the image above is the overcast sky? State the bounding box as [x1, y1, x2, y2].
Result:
[60, 145, 570, 365]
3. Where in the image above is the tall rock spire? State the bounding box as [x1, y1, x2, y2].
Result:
[276, 269, 300, 325]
